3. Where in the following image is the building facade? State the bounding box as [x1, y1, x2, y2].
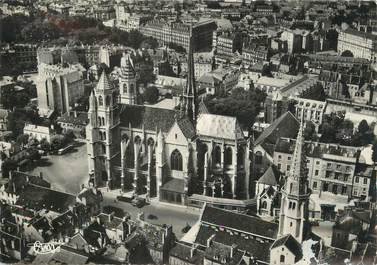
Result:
[338, 29, 377, 62]
[36, 63, 85, 115]
[86, 44, 253, 206]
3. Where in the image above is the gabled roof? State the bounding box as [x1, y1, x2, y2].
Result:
[201, 205, 278, 239]
[255, 111, 299, 147]
[197, 113, 244, 140]
[120, 105, 177, 133]
[169, 242, 204, 264]
[198, 99, 210, 115]
[177, 117, 196, 140]
[271, 234, 303, 260]
[16, 185, 76, 214]
[258, 165, 281, 186]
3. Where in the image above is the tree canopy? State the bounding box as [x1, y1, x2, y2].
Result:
[205, 87, 266, 130]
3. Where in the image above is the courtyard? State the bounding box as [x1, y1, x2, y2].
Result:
[27, 141, 89, 194]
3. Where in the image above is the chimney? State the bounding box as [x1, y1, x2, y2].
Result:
[39, 172, 43, 179]
[74, 111, 77, 118]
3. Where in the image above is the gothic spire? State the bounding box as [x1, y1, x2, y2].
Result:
[284, 118, 309, 197]
[96, 70, 113, 91]
[182, 35, 197, 125]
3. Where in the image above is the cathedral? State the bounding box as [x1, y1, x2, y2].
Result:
[85, 40, 254, 205]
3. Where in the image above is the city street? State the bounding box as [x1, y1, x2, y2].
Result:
[26, 141, 200, 238]
[101, 190, 200, 239]
[27, 141, 89, 194]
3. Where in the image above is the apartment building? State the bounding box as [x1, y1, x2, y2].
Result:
[140, 20, 217, 51]
[338, 29, 377, 62]
[273, 138, 372, 200]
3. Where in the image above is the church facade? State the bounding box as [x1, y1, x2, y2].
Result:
[86, 43, 254, 206]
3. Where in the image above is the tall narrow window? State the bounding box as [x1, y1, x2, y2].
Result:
[224, 147, 232, 166]
[214, 146, 221, 165]
[98, 96, 103, 106]
[171, 149, 183, 171]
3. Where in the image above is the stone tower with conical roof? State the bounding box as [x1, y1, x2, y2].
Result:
[86, 71, 120, 188]
[119, 53, 137, 105]
[278, 119, 311, 243]
[181, 36, 197, 126]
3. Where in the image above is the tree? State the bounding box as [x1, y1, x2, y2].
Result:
[206, 87, 266, 130]
[303, 121, 317, 141]
[40, 138, 51, 152]
[261, 64, 273, 77]
[143, 86, 159, 104]
[16, 134, 29, 146]
[28, 148, 41, 161]
[358, 120, 369, 135]
[1, 159, 17, 178]
[50, 135, 66, 150]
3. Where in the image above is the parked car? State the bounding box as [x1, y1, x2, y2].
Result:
[147, 214, 158, 220]
[131, 197, 146, 208]
[117, 196, 134, 203]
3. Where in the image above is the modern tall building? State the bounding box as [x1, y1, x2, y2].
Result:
[140, 20, 217, 51]
[86, 41, 254, 207]
[36, 63, 85, 116]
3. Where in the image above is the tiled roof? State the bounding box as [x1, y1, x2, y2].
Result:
[271, 234, 302, 260]
[205, 241, 244, 265]
[194, 225, 272, 263]
[169, 243, 204, 264]
[258, 165, 281, 186]
[255, 111, 299, 147]
[96, 71, 113, 91]
[6, 171, 51, 194]
[120, 105, 177, 133]
[16, 185, 76, 214]
[197, 113, 244, 140]
[201, 206, 278, 240]
[177, 117, 196, 140]
[57, 111, 88, 127]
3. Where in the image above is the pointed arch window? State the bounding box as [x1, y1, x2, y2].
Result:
[171, 149, 183, 171]
[98, 96, 103, 106]
[130, 83, 134, 93]
[224, 147, 232, 166]
[123, 84, 127, 93]
[214, 145, 221, 165]
[106, 95, 111, 106]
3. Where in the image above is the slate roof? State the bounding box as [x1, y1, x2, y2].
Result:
[96, 71, 114, 91]
[194, 225, 272, 263]
[197, 114, 244, 140]
[16, 185, 76, 214]
[5, 171, 51, 194]
[201, 206, 278, 240]
[271, 234, 303, 260]
[258, 165, 281, 186]
[205, 241, 244, 265]
[160, 178, 185, 194]
[119, 105, 177, 133]
[177, 117, 196, 140]
[57, 111, 88, 127]
[198, 99, 210, 115]
[83, 221, 108, 249]
[169, 243, 204, 265]
[255, 112, 299, 148]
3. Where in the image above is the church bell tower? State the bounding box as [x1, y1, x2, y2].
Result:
[278, 120, 311, 243]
